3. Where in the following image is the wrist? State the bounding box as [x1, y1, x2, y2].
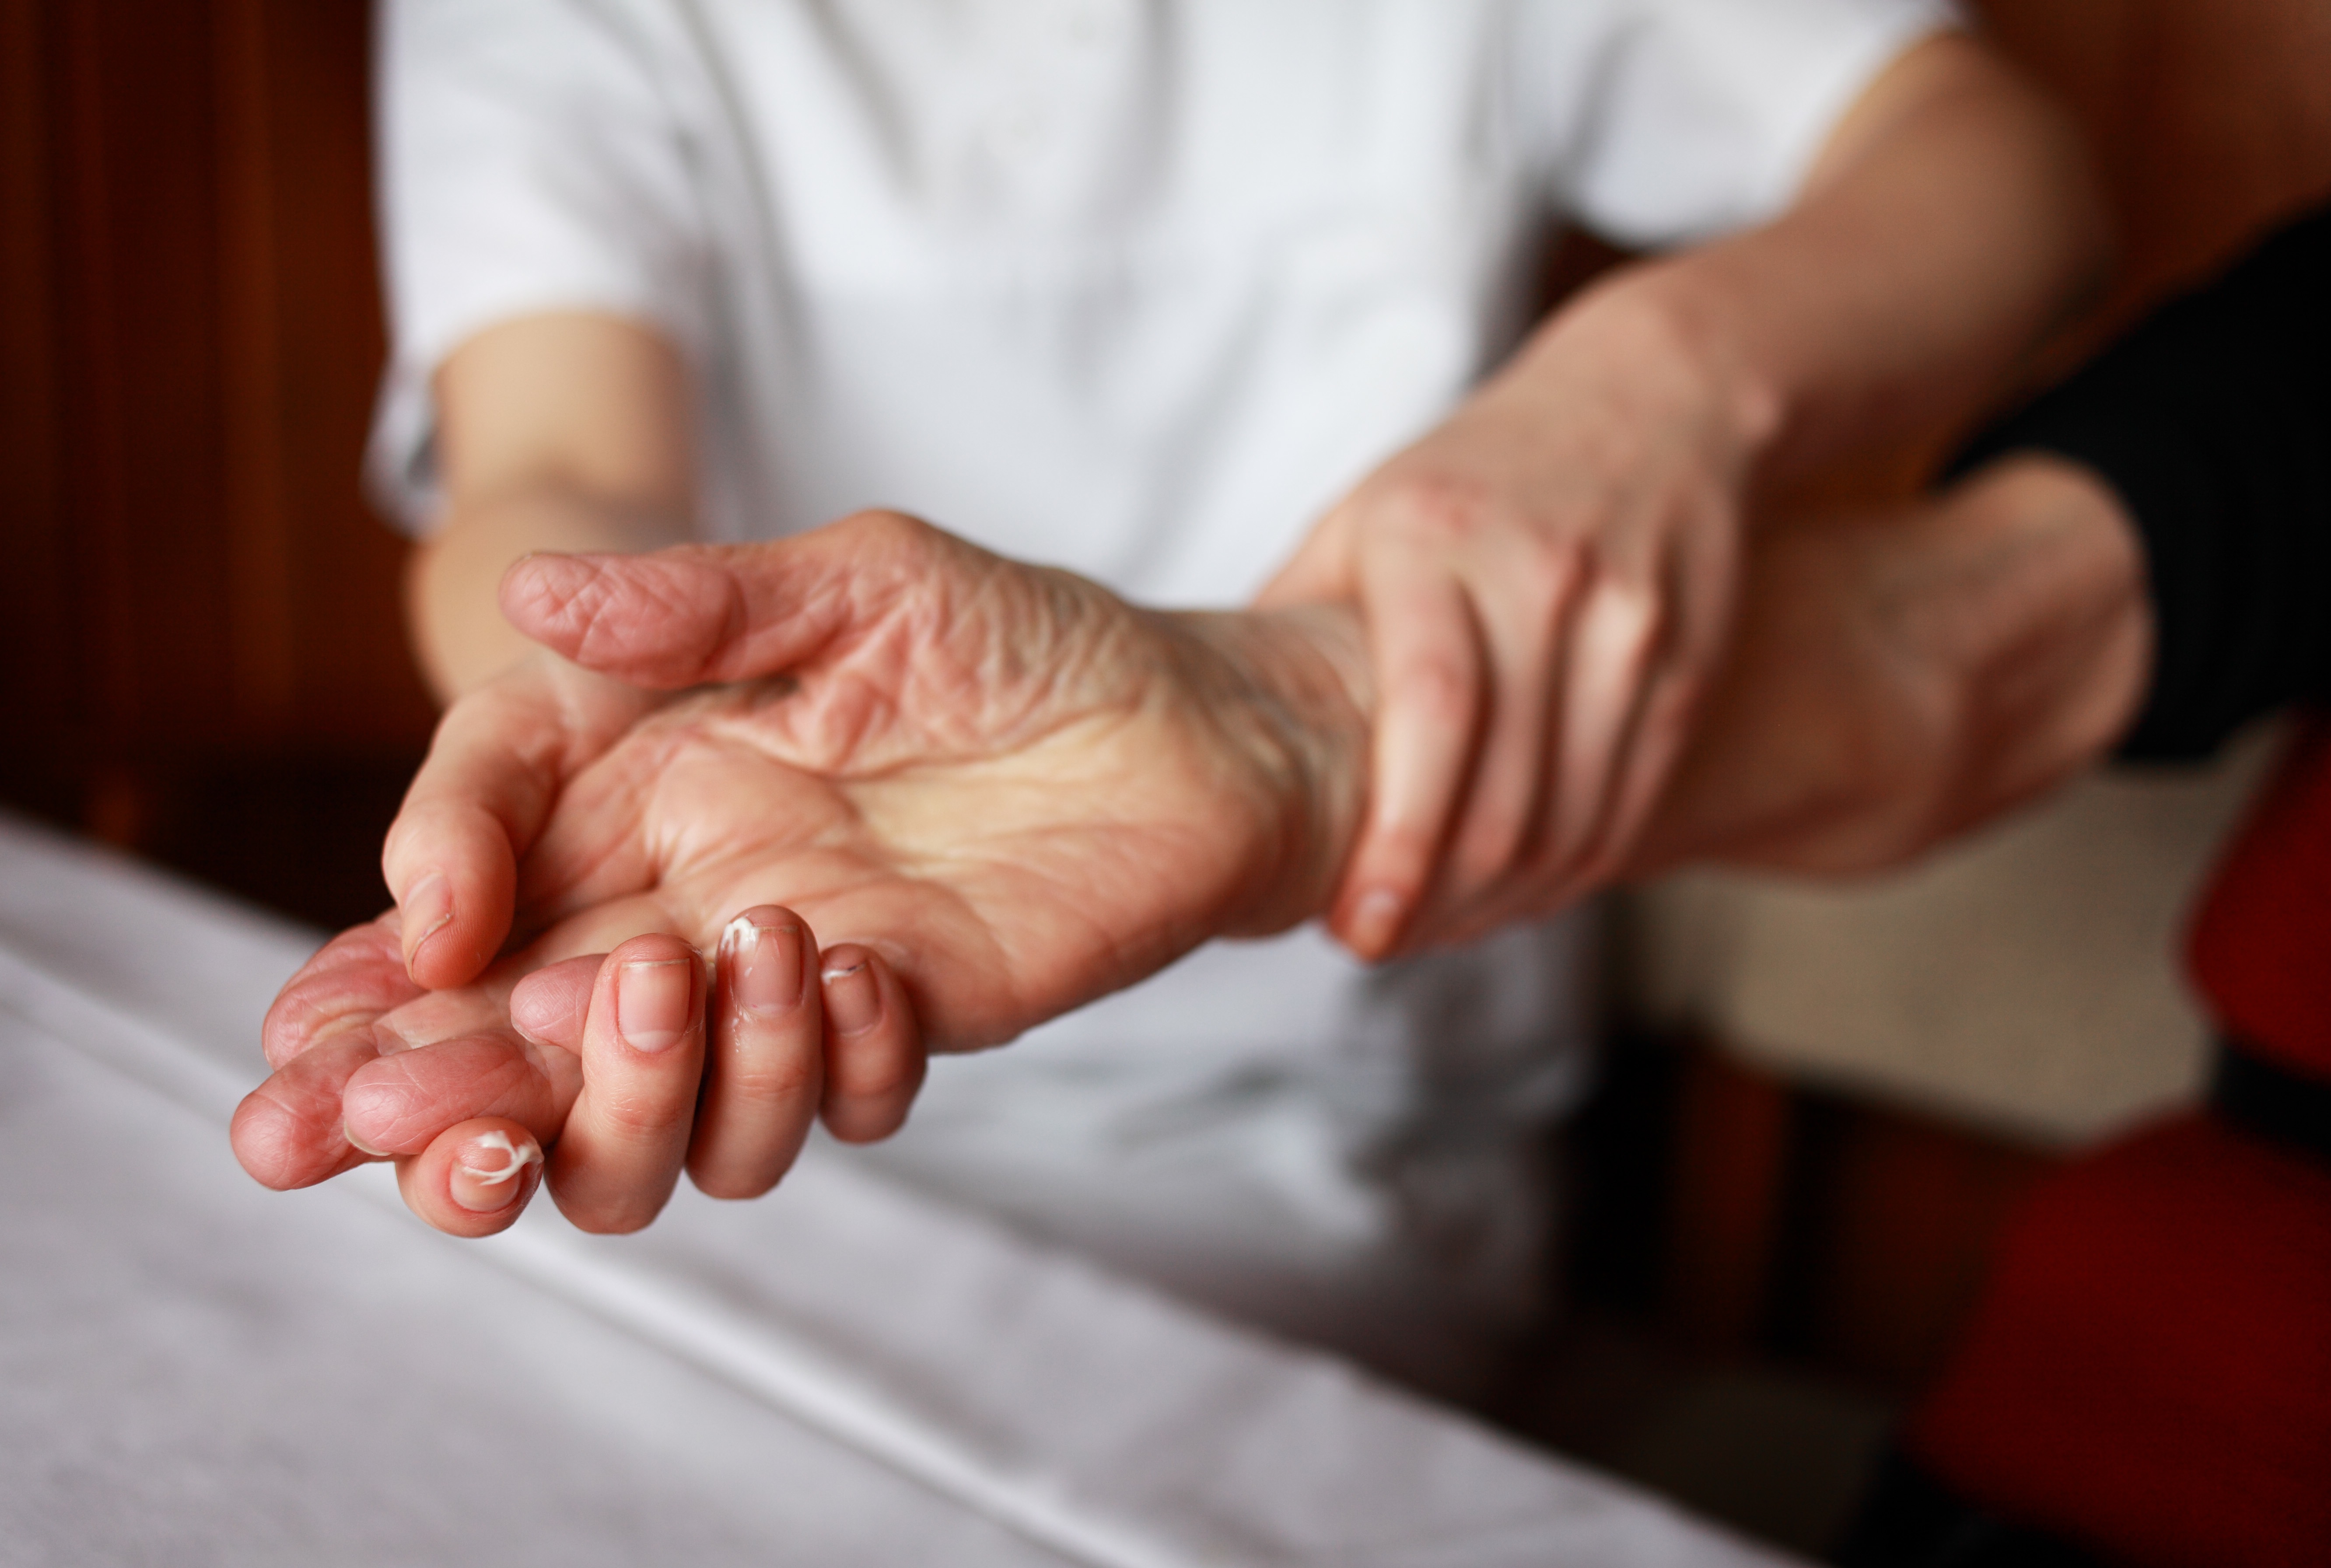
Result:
[1162, 605, 1374, 936]
[1920, 454, 2151, 799]
[1526, 261, 1790, 482]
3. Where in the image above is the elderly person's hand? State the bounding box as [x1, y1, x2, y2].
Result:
[1638, 454, 2149, 878]
[233, 512, 1370, 1235]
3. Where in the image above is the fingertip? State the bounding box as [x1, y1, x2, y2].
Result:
[384, 768, 524, 991]
[502, 549, 739, 688]
[399, 1116, 545, 1239]
[229, 1089, 357, 1191]
[603, 932, 705, 1057]
[397, 870, 458, 983]
[231, 1036, 385, 1191]
[339, 1071, 439, 1161]
[510, 954, 606, 1050]
[819, 946, 924, 1144]
[497, 550, 592, 637]
[1333, 885, 1411, 963]
[341, 1035, 560, 1161]
[448, 1120, 545, 1217]
[392, 862, 510, 983]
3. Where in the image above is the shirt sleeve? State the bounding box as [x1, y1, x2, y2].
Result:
[1559, 0, 1961, 249]
[366, 0, 713, 533]
[1948, 204, 2331, 762]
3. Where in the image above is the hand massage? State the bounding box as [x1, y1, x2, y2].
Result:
[304, 0, 2105, 1402]
[11, 2, 2325, 1563]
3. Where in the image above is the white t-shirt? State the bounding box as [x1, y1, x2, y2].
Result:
[369, 0, 1953, 1389]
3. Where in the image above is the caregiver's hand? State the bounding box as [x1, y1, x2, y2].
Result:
[1259, 34, 2106, 960]
[1260, 280, 1760, 959]
[235, 511, 1371, 1233]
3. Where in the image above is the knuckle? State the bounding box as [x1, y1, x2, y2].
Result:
[1388, 648, 1475, 717]
[844, 508, 936, 558]
[1508, 536, 1576, 608]
[1380, 476, 1494, 546]
[594, 1088, 686, 1142]
[829, 1046, 921, 1107]
[717, 1056, 819, 1110]
[826, 1025, 926, 1115]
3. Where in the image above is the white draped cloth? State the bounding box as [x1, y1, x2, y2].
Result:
[0, 813, 1797, 1566]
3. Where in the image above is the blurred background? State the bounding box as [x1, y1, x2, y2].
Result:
[1, 0, 431, 930]
[2, 1, 2326, 1556]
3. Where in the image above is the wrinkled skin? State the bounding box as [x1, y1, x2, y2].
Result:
[234, 460, 2149, 1240]
[233, 512, 1369, 1235]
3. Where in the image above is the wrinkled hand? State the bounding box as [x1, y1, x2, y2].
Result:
[1260, 280, 1773, 958]
[234, 512, 1369, 1234]
[1630, 455, 2151, 877]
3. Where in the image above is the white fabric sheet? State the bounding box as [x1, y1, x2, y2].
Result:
[0, 813, 1799, 1565]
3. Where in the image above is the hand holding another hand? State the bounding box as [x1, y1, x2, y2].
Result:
[235, 512, 1371, 1236]
[1261, 277, 1772, 959]
[233, 458, 2149, 1242]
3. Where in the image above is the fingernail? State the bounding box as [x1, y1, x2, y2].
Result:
[402, 872, 454, 972]
[618, 958, 694, 1053]
[450, 1129, 542, 1213]
[341, 1120, 392, 1159]
[1349, 888, 1407, 954]
[822, 959, 879, 1036]
[724, 916, 805, 1015]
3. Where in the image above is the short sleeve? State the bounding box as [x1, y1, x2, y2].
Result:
[1559, 0, 1962, 249]
[367, 0, 713, 533]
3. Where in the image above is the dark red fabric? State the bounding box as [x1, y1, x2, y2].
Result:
[1905, 1113, 2331, 1568]
[2188, 716, 2331, 1079]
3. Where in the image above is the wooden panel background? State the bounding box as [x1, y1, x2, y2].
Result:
[0, 0, 432, 928]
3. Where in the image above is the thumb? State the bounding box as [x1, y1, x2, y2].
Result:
[500, 538, 848, 690]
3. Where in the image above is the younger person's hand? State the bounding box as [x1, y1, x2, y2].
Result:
[1260, 278, 1769, 957]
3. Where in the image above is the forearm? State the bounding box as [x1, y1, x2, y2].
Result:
[1519, 34, 2107, 486]
[407, 490, 685, 702]
[412, 313, 699, 703]
[1631, 455, 2151, 878]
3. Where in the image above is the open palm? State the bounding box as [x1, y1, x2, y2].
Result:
[236, 513, 1367, 1234]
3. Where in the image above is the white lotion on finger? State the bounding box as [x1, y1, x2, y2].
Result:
[457, 1129, 544, 1187]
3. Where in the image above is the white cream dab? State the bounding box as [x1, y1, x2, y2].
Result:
[458, 1129, 543, 1187]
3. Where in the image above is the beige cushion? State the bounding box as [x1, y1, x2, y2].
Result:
[1615, 726, 2284, 1148]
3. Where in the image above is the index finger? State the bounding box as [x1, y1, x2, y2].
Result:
[1328, 538, 1485, 960]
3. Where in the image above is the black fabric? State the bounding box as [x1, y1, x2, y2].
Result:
[1832, 1447, 2104, 1568]
[1949, 204, 2331, 762]
[2211, 1041, 2331, 1164]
